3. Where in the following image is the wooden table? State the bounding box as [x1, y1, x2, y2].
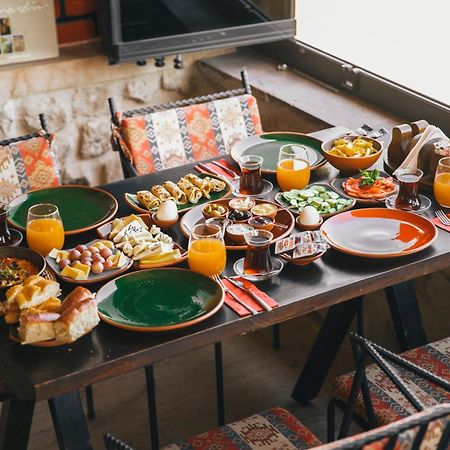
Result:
[1, 128, 449, 450]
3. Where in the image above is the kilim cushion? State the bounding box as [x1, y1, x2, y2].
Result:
[162, 407, 322, 450]
[119, 94, 262, 176]
[334, 336, 450, 426]
[0, 136, 61, 204]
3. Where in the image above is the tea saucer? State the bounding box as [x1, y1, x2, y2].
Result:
[385, 194, 431, 213]
[233, 256, 283, 281]
[232, 179, 273, 198]
[0, 229, 23, 247]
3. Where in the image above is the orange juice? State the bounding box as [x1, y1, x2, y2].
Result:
[26, 218, 64, 255]
[276, 158, 310, 191]
[188, 238, 226, 276]
[434, 173, 450, 207]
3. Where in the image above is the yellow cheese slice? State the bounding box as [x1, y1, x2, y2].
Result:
[72, 261, 91, 278]
[140, 249, 181, 265]
[61, 265, 86, 280]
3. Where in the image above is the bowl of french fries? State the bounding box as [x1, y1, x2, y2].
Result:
[321, 135, 382, 174]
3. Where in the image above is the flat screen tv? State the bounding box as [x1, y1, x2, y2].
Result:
[100, 0, 295, 64]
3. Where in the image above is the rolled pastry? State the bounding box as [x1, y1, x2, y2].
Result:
[162, 181, 188, 204]
[150, 185, 173, 202]
[204, 176, 227, 192]
[184, 173, 211, 198]
[136, 190, 161, 210]
[177, 178, 203, 204]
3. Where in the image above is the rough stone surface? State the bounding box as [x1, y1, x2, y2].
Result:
[79, 119, 110, 159]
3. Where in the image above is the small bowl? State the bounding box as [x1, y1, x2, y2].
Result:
[280, 251, 325, 266]
[205, 217, 231, 233]
[228, 197, 256, 212]
[321, 135, 382, 174]
[225, 223, 254, 244]
[228, 209, 252, 223]
[202, 203, 229, 220]
[250, 203, 278, 219]
[151, 212, 178, 229]
[248, 216, 275, 232]
[295, 215, 323, 231]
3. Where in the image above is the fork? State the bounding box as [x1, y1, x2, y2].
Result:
[212, 275, 258, 315]
[436, 210, 450, 226]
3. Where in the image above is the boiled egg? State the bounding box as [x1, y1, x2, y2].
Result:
[156, 199, 178, 222]
[299, 205, 321, 226]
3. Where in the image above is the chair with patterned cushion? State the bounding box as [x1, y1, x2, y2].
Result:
[328, 333, 450, 442]
[103, 403, 450, 450]
[0, 114, 61, 204]
[108, 69, 262, 179]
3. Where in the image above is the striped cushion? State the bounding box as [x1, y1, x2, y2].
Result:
[0, 135, 60, 204]
[119, 94, 262, 176]
[162, 407, 321, 450]
[334, 336, 450, 426]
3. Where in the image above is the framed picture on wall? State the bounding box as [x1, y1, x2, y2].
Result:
[0, 0, 58, 66]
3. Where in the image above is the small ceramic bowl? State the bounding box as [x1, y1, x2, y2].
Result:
[280, 251, 325, 266]
[228, 197, 256, 212]
[151, 212, 178, 229]
[202, 203, 229, 220]
[295, 215, 323, 231]
[204, 217, 231, 233]
[248, 215, 275, 232]
[250, 203, 278, 219]
[225, 223, 254, 244]
[228, 209, 252, 223]
[321, 135, 382, 174]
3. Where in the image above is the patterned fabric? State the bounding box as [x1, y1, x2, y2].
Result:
[334, 337, 450, 426]
[117, 94, 262, 176]
[162, 407, 322, 450]
[0, 135, 60, 204]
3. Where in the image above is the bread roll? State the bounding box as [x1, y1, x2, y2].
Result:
[18, 312, 60, 345]
[60, 286, 94, 313]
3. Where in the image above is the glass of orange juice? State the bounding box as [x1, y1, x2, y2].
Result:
[26, 203, 64, 256]
[434, 157, 450, 208]
[276, 144, 310, 191]
[188, 223, 226, 277]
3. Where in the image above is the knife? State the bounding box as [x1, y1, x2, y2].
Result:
[196, 163, 227, 181]
[210, 161, 240, 180]
[225, 277, 272, 311]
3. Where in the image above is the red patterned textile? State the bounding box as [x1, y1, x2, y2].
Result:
[334, 336, 450, 426]
[0, 135, 61, 204]
[117, 94, 262, 176]
[162, 407, 321, 450]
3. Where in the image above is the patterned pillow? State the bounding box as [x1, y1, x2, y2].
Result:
[0, 135, 61, 204]
[118, 94, 262, 176]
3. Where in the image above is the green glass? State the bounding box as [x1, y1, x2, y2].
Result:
[97, 269, 223, 329]
[233, 133, 325, 173]
[8, 186, 117, 234]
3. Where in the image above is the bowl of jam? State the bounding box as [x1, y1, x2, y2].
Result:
[248, 215, 274, 231]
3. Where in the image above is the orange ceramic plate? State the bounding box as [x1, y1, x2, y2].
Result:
[321, 208, 437, 258]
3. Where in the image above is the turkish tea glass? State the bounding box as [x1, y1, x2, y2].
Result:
[243, 229, 273, 275]
[0, 204, 12, 246]
[395, 168, 423, 211]
[239, 155, 263, 195]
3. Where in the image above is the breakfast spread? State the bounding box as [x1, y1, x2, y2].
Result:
[282, 185, 353, 215]
[109, 214, 181, 265]
[135, 174, 227, 211]
[327, 137, 378, 158]
[342, 169, 396, 199]
[0, 257, 41, 289]
[4, 276, 99, 345]
[48, 240, 128, 279]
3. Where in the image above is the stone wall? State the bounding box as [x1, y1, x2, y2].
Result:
[0, 45, 234, 186]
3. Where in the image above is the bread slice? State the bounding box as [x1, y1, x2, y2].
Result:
[54, 298, 99, 344]
[18, 312, 60, 345]
[60, 286, 94, 313]
[13, 278, 60, 310]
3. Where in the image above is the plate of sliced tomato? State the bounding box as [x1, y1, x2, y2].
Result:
[330, 169, 397, 205]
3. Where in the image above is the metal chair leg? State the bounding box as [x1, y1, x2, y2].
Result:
[144, 365, 159, 450]
[327, 398, 336, 442]
[214, 342, 225, 426]
[272, 324, 280, 349]
[85, 385, 95, 420]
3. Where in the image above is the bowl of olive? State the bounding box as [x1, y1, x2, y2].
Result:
[228, 209, 252, 223]
[202, 203, 229, 220]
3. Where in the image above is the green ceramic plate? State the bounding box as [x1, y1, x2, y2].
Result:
[96, 269, 224, 331]
[124, 173, 231, 214]
[8, 186, 118, 235]
[231, 132, 326, 174]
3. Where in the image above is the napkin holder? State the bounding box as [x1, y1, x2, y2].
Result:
[386, 120, 450, 189]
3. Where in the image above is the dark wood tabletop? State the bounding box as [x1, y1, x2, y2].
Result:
[0, 127, 449, 403]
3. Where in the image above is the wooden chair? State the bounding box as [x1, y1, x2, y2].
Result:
[104, 403, 450, 450]
[108, 69, 262, 179]
[328, 332, 450, 441]
[0, 114, 61, 204]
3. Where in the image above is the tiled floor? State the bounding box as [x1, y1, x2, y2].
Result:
[17, 271, 450, 449]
